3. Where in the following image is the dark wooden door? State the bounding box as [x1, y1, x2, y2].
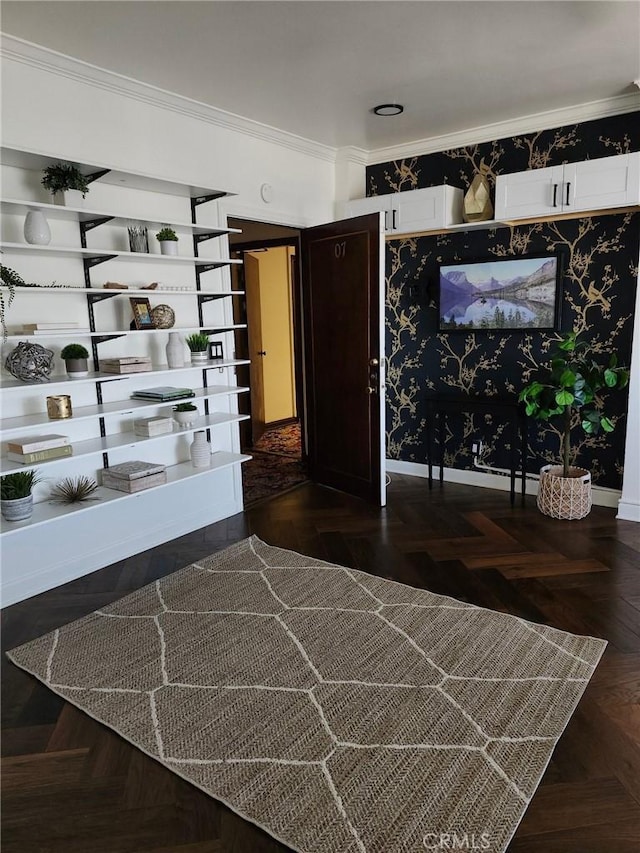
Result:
[301, 213, 386, 505]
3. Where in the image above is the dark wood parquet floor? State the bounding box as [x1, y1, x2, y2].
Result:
[2, 475, 640, 852]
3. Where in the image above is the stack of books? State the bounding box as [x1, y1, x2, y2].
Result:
[131, 386, 195, 402]
[14, 322, 90, 335]
[133, 416, 174, 437]
[6, 434, 72, 464]
[100, 357, 152, 374]
[102, 461, 167, 493]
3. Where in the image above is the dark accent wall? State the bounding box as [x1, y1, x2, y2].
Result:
[368, 113, 639, 489]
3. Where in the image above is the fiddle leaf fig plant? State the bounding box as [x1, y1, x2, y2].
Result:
[519, 331, 629, 477]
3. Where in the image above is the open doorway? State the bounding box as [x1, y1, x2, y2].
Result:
[229, 218, 308, 506]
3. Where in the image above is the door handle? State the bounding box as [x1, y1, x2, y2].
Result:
[369, 358, 379, 366]
[565, 182, 571, 206]
[366, 386, 376, 395]
[552, 183, 558, 207]
[384, 210, 388, 231]
[392, 209, 397, 230]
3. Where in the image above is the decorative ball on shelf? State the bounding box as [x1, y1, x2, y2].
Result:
[4, 341, 54, 382]
[150, 304, 175, 329]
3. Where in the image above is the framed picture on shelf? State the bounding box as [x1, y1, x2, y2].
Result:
[129, 297, 155, 330]
[209, 341, 224, 360]
[437, 252, 563, 332]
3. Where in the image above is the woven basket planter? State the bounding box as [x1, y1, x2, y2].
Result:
[537, 464, 592, 520]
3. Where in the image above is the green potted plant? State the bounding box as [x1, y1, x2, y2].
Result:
[519, 330, 629, 519]
[41, 162, 90, 206]
[185, 332, 210, 365]
[156, 227, 179, 256]
[172, 401, 198, 427]
[1, 469, 41, 522]
[61, 343, 90, 378]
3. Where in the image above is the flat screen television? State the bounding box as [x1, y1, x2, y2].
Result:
[437, 253, 563, 331]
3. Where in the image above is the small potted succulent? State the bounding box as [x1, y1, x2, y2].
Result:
[172, 401, 198, 427]
[185, 332, 210, 365]
[156, 227, 179, 256]
[41, 162, 90, 206]
[61, 343, 90, 378]
[1, 469, 41, 522]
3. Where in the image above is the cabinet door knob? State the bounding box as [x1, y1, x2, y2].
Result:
[552, 183, 558, 207]
[384, 210, 388, 231]
[565, 182, 571, 206]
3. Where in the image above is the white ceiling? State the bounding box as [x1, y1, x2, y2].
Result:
[2, 1, 639, 151]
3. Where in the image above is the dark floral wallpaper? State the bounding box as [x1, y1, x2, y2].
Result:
[368, 112, 639, 489]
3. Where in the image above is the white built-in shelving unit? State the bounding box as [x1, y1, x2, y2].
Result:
[0, 146, 252, 606]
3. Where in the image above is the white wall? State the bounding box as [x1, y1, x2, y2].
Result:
[1, 38, 338, 229]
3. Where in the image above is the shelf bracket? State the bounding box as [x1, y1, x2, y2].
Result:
[198, 293, 227, 304]
[86, 168, 111, 185]
[87, 291, 120, 303]
[80, 216, 115, 236]
[84, 254, 118, 268]
[194, 231, 223, 245]
[196, 262, 225, 273]
[93, 333, 126, 344]
[191, 192, 226, 212]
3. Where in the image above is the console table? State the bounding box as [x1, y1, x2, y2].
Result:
[425, 394, 528, 505]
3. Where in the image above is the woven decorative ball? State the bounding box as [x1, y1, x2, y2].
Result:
[150, 304, 175, 329]
[4, 341, 54, 382]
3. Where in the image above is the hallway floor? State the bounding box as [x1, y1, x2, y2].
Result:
[242, 421, 307, 506]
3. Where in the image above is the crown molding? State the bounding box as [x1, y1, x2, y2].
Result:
[367, 93, 640, 165]
[3, 33, 638, 172]
[335, 146, 369, 167]
[0, 34, 338, 164]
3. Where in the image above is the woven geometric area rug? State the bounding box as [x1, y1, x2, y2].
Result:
[8, 535, 607, 853]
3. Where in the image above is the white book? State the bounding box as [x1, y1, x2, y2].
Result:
[6, 433, 70, 454]
[22, 322, 81, 330]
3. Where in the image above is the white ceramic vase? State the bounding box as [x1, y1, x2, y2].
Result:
[190, 430, 211, 468]
[160, 241, 178, 256]
[166, 332, 184, 368]
[24, 209, 51, 245]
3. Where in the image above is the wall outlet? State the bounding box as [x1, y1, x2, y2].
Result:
[472, 441, 484, 455]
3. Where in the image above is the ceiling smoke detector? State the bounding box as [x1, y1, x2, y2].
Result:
[372, 103, 404, 117]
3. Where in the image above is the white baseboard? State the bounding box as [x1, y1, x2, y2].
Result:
[385, 459, 623, 509]
[616, 500, 640, 522]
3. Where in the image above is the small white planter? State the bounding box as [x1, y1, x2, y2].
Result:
[159, 240, 178, 256]
[173, 409, 198, 428]
[51, 189, 85, 208]
[190, 350, 209, 365]
[1, 494, 34, 522]
[65, 358, 89, 379]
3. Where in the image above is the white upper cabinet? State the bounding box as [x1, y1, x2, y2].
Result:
[344, 185, 463, 235]
[495, 152, 640, 220]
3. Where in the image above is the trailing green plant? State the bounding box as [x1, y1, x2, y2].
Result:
[519, 331, 630, 477]
[0, 263, 21, 341]
[173, 402, 198, 412]
[185, 332, 210, 352]
[1, 470, 41, 500]
[41, 162, 90, 198]
[61, 343, 89, 360]
[156, 227, 178, 242]
[50, 475, 99, 504]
